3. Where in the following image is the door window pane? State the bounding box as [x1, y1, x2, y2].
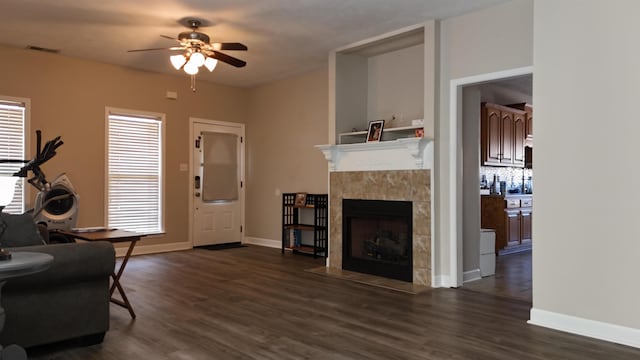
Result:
[202, 132, 238, 202]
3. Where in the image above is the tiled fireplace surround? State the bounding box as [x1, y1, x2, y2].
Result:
[317, 138, 433, 286]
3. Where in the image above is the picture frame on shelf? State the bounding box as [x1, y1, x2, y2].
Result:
[366, 120, 385, 143]
[294, 192, 307, 207]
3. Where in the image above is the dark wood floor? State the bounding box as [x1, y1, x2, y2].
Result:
[29, 245, 639, 359]
[462, 250, 532, 302]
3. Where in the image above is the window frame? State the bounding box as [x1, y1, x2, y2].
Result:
[105, 107, 165, 235]
[0, 95, 31, 214]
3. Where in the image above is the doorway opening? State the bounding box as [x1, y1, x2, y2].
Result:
[449, 67, 533, 303]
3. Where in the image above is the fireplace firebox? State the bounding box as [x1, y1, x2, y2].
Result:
[342, 199, 412, 282]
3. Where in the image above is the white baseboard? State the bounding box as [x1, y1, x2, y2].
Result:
[463, 268, 482, 283]
[243, 236, 280, 249]
[433, 275, 454, 288]
[114, 237, 280, 258]
[114, 241, 192, 257]
[529, 308, 640, 349]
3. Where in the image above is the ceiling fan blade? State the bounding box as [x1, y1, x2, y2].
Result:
[160, 35, 178, 41]
[127, 47, 184, 52]
[215, 42, 248, 51]
[211, 51, 246, 67]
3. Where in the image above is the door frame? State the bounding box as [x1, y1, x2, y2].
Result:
[188, 117, 246, 248]
[447, 66, 533, 287]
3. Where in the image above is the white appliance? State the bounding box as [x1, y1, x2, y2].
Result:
[33, 173, 79, 231]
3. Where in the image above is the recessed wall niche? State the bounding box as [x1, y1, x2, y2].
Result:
[331, 23, 436, 144]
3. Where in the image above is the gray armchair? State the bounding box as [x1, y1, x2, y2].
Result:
[0, 213, 115, 349]
[0, 344, 26, 360]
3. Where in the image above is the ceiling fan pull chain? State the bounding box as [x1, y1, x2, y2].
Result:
[191, 74, 197, 92]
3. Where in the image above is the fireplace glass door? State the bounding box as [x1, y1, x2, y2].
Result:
[343, 199, 412, 282]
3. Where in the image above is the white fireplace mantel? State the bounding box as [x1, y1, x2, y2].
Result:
[316, 137, 433, 172]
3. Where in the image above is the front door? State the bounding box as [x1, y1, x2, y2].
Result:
[190, 119, 244, 246]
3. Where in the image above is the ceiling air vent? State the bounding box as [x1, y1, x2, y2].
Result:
[26, 45, 60, 54]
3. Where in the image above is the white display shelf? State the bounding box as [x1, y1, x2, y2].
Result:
[338, 125, 424, 144]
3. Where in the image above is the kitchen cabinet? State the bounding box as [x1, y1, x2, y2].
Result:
[525, 106, 533, 142]
[481, 103, 526, 167]
[513, 111, 526, 165]
[481, 195, 532, 254]
[506, 208, 521, 247]
[507, 103, 533, 146]
[520, 207, 532, 242]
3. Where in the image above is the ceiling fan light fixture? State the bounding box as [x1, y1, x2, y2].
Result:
[183, 61, 199, 75]
[190, 52, 206, 67]
[204, 57, 218, 72]
[127, 18, 247, 92]
[170, 54, 187, 70]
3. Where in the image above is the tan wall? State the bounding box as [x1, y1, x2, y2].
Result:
[0, 45, 248, 247]
[367, 44, 424, 125]
[246, 68, 329, 242]
[533, 0, 640, 332]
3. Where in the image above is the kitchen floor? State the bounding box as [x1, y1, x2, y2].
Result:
[462, 250, 532, 303]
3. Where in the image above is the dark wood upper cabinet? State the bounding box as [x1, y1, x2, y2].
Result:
[525, 106, 533, 142]
[512, 111, 526, 166]
[481, 102, 526, 167]
[507, 102, 533, 146]
[500, 110, 514, 164]
[484, 104, 502, 164]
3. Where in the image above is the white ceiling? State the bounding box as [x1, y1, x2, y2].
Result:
[0, 0, 509, 88]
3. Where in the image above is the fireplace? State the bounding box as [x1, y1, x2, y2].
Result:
[342, 199, 413, 282]
[317, 138, 433, 286]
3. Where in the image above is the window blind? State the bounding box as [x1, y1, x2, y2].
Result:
[0, 100, 25, 214]
[107, 113, 163, 234]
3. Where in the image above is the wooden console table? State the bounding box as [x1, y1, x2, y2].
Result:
[56, 229, 145, 319]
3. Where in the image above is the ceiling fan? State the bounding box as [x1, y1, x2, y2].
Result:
[128, 19, 247, 90]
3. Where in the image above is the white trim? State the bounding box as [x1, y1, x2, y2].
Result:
[244, 236, 280, 249]
[316, 138, 434, 172]
[114, 241, 192, 258]
[529, 308, 640, 349]
[463, 268, 482, 283]
[432, 275, 454, 288]
[115, 236, 276, 258]
[333, 22, 428, 54]
[447, 66, 533, 287]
